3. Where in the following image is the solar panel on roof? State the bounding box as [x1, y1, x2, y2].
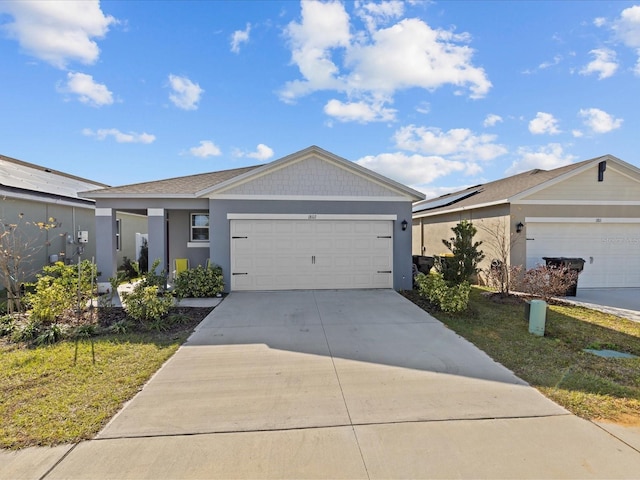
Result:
[412, 189, 481, 212]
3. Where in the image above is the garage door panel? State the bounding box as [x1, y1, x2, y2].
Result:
[230, 219, 393, 290]
[526, 222, 640, 288]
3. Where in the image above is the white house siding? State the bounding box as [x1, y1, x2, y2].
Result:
[521, 163, 640, 202]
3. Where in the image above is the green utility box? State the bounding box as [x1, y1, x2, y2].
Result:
[527, 299, 547, 336]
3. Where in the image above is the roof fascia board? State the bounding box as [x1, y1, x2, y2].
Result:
[412, 199, 508, 218]
[79, 192, 195, 199]
[514, 200, 640, 206]
[1, 188, 96, 209]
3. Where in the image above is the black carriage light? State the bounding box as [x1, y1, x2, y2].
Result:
[401, 219, 408, 231]
[516, 222, 524, 233]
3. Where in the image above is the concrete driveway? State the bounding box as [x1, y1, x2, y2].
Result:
[571, 288, 640, 322]
[7, 290, 640, 479]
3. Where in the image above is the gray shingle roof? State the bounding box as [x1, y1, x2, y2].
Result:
[413, 157, 604, 216]
[81, 165, 263, 197]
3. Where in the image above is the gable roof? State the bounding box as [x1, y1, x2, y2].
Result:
[82, 146, 425, 201]
[82, 165, 262, 198]
[0, 153, 108, 202]
[412, 154, 631, 217]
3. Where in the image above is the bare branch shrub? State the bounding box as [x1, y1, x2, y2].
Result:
[478, 218, 520, 295]
[510, 264, 578, 301]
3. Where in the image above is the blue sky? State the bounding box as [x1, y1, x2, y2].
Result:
[1, 0, 639, 198]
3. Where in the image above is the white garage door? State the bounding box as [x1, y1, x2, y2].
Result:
[230, 219, 393, 291]
[526, 221, 640, 288]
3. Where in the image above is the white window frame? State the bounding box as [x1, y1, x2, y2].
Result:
[190, 213, 209, 242]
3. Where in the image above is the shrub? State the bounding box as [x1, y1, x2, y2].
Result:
[510, 264, 578, 300]
[35, 323, 67, 346]
[120, 257, 140, 281]
[415, 272, 471, 313]
[0, 314, 15, 336]
[109, 319, 133, 334]
[122, 285, 173, 324]
[11, 319, 41, 343]
[143, 258, 167, 291]
[26, 261, 96, 323]
[438, 221, 485, 285]
[173, 264, 224, 299]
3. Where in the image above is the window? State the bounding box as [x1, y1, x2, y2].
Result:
[116, 218, 121, 251]
[191, 213, 209, 241]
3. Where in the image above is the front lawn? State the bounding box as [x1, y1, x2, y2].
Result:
[0, 308, 211, 449]
[403, 288, 640, 425]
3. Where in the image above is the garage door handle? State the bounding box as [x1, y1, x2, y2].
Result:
[312, 255, 315, 264]
[377, 270, 392, 274]
[232, 236, 248, 239]
[377, 236, 392, 238]
[232, 272, 248, 275]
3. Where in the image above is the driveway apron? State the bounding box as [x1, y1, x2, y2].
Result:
[45, 290, 640, 479]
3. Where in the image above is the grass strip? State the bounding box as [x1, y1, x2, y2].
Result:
[0, 328, 195, 449]
[403, 288, 640, 425]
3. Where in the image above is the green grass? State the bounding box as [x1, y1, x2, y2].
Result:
[404, 288, 640, 425]
[0, 328, 197, 449]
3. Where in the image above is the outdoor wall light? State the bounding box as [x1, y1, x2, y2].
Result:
[401, 219, 408, 231]
[516, 222, 524, 233]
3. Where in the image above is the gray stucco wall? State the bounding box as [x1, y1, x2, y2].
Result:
[209, 199, 414, 292]
[0, 196, 96, 282]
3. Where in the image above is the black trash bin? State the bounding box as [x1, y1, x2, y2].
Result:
[542, 257, 585, 296]
[412, 255, 435, 274]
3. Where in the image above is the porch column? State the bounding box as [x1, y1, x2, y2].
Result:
[95, 208, 117, 282]
[147, 208, 167, 274]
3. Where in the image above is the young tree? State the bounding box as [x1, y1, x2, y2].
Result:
[478, 217, 521, 295]
[0, 213, 61, 313]
[439, 220, 485, 285]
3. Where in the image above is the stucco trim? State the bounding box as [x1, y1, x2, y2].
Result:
[212, 194, 409, 202]
[148, 208, 165, 216]
[227, 213, 398, 221]
[525, 217, 640, 223]
[187, 242, 210, 248]
[95, 208, 113, 216]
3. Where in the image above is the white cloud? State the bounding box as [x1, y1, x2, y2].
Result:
[234, 144, 275, 160]
[61, 72, 113, 106]
[324, 98, 396, 122]
[578, 107, 623, 133]
[613, 5, 640, 48]
[506, 144, 577, 175]
[483, 114, 503, 127]
[394, 125, 507, 161]
[231, 23, 251, 53]
[280, 0, 351, 102]
[594, 17, 607, 28]
[528, 112, 561, 135]
[539, 54, 562, 70]
[168, 74, 203, 110]
[82, 128, 155, 144]
[580, 48, 618, 79]
[355, 0, 404, 32]
[188, 140, 222, 158]
[572, 129, 584, 138]
[356, 152, 465, 190]
[280, 1, 491, 121]
[0, 0, 115, 68]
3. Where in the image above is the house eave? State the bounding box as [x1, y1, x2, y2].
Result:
[412, 199, 509, 218]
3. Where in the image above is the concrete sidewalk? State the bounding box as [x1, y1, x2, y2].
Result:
[3, 290, 640, 479]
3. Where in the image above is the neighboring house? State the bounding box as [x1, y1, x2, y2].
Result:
[82, 146, 425, 292]
[0, 153, 146, 282]
[412, 154, 640, 289]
